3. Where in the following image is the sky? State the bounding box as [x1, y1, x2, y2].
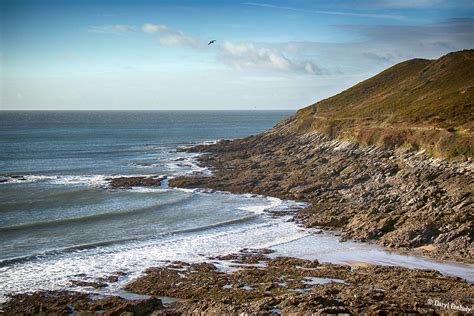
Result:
[1, 0, 473, 110]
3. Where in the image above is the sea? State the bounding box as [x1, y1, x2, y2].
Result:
[0, 111, 472, 302]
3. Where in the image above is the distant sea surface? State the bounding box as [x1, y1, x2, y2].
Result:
[0, 110, 306, 300]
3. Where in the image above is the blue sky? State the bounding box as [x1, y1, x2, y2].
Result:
[1, 0, 473, 110]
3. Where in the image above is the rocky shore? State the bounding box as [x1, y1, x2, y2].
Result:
[2, 248, 473, 315]
[2, 116, 473, 315]
[124, 248, 473, 314]
[170, 117, 473, 264]
[3, 116, 472, 315]
[1, 291, 163, 315]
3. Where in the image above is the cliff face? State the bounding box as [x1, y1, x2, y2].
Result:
[293, 49, 474, 157]
[170, 50, 474, 263]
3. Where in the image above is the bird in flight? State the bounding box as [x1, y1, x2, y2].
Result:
[208, 40, 216, 45]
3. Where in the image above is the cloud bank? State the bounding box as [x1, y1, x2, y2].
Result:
[219, 42, 322, 75]
[140, 22, 322, 74]
[141, 23, 204, 48]
[89, 18, 473, 77]
[142, 23, 174, 34]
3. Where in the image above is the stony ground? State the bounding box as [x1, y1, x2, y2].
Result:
[1, 291, 163, 315]
[170, 117, 474, 263]
[2, 249, 473, 315]
[125, 249, 473, 315]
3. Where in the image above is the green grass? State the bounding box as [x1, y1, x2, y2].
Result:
[292, 49, 474, 158]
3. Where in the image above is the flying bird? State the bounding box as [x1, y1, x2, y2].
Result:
[208, 40, 216, 45]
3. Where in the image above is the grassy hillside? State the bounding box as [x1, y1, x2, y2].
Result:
[294, 49, 474, 157]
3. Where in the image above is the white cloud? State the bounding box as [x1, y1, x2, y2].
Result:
[142, 23, 175, 34]
[304, 63, 316, 74]
[142, 23, 204, 48]
[88, 24, 135, 34]
[159, 35, 201, 48]
[145, 28, 320, 72]
[341, 18, 474, 59]
[219, 42, 323, 75]
[274, 18, 474, 77]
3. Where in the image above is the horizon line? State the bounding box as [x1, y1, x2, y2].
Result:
[0, 109, 297, 112]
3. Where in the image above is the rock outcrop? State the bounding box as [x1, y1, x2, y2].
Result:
[5, 249, 472, 315]
[125, 250, 473, 315]
[1, 291, 162, 315]
[109, 176, 166, 189]
[170, 118, 473, 263]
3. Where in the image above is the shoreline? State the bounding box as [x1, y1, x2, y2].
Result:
[1, 184, 472, 314]
[2, 247, 473, 314]
[2, 128, 473, 314]
[169, 119, 473, 264]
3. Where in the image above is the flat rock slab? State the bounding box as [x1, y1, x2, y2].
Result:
[1, 291, 163, 315]
[109, 176, 166, 189]
[2, 249, 473, 314]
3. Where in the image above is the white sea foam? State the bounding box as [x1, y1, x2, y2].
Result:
[0, 196, 308, 302]
[1, 149, 210, 187]
[161, 153, 211, 176]
[237, 196, 308, 214]
[266, 198, 309, 212]
[52, 175, 109, 187]
[237, 196, 282, 214]
[126, 187, 171, 193]
[127, 162, 162, 168]
[0, 174, 169, 188]
[174, 187, 198, 193]
[1, 175, 110, 187]
[237, 205, 269, 214]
